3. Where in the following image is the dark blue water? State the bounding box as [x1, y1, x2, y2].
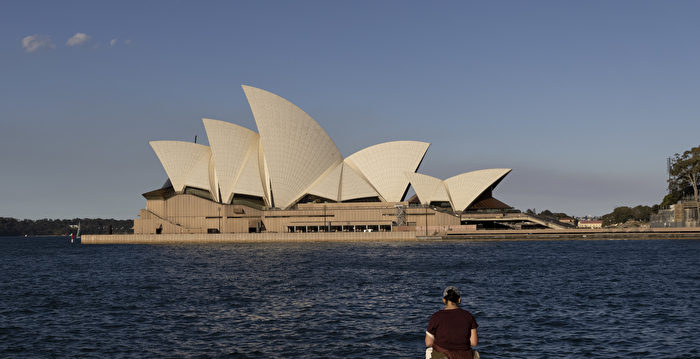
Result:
[1, 237, 698, 358]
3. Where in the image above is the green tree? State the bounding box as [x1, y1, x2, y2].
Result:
[536, 209, 570, 220]
[669, 146, 700, 220]
[631, 205, 652, 221]
[602, 205, 656, 226]
[0, 217, 133, 236]
[539, 209, 554, 217]
[660, 191, 681, 208]
[602, 206, 633, 226]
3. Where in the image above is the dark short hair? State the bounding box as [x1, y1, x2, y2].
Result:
[443, 286, 461, 303]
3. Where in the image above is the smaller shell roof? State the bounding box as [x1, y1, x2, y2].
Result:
[340, 162, 380, 201]
[444, 168, 511, 212]
[345, 141, 430, 202]
[149, 141, 213, 197]
[307, 162, 343, 201]
[404, 172, 450, 205]
[203, 118, 262, 203]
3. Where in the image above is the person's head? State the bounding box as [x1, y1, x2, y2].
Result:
[442, 286, 461, 305]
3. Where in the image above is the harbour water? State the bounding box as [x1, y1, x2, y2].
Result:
[1, 237, 698, 358]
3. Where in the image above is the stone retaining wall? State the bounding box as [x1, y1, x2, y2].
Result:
[82, 231, 418, 244]
[82, 228, 700, 244]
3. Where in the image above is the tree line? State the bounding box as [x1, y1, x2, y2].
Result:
[525, 209, 572, 220]
[601, 205, 659, 227]
[0, 217, 133, 236]
[601, 144, 699, 227]
[523, 144, 699, 227]
[526, 202, 660, 228]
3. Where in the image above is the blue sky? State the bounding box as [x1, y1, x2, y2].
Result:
[1, 0, 699, 219]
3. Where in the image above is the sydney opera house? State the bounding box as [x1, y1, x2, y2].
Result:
[133, 85, 515, 235]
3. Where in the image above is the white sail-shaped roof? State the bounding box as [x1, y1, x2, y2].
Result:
[208, 155, 218, 201]
[203, 118, 261, 203]
[147, 86, 514, 212]
[444, 168, 511, 212]
[258, 140, 272, 207]
[405, 172, 450, 205]
[149, 141, 213, 196]
[242, 85, 343, 208]
[345, 141, 429, 202]
[340, 162, 380, 201]
[233, 143, 266, 200]
[308, 162, 343, 201]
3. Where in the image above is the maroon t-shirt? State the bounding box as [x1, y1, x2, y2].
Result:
[427, 308, 478, 350]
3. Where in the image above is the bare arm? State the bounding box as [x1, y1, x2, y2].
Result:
[425, 332, 434, 347]
[470, 328, 478, 347]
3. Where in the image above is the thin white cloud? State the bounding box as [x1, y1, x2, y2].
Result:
[66, 33, 91, 46]
[110, 38, 118, 47]
[21, 34, 56, 53]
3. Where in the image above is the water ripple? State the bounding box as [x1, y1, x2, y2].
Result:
[0, 238, 698, 358]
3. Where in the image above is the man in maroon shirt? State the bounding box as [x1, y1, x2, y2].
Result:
[425, 286, 479, 359]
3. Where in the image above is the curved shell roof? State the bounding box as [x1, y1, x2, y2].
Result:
[203, 118, 261, 203]
[233, 142, 266, 200]
[242, 85, 343, 208]
[345, 141, 429, 202]
[149, 141, 213, 197]
[444, 168, 511, 211]
[404, 172, 450, 205]
[149, 85, 511, 211]
[340, 162, 380, 201]
[308, 162, 343, 201]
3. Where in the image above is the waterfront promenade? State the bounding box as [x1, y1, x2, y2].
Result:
[82, 227, 700, 244]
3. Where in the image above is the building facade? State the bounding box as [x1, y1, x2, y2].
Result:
[578, 220, 603, 229]
[650, 201, 699, 228]
[135, 86, 512, 234]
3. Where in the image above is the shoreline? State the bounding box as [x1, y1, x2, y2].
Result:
[81, 228, 700, 244]
[440, 227, 700, 241]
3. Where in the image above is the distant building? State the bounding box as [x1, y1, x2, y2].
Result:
[650, 201, 699, 228]
[578, 220, 602, 229]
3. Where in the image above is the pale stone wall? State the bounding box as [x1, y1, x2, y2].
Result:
[405, 206, 461, 227]
[134, 196, 461, 235]
[416, 224, 477, 235]
[137, 194, 263, 234]
[83, 231, 417, 244]
[263, 204, 396, 232]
